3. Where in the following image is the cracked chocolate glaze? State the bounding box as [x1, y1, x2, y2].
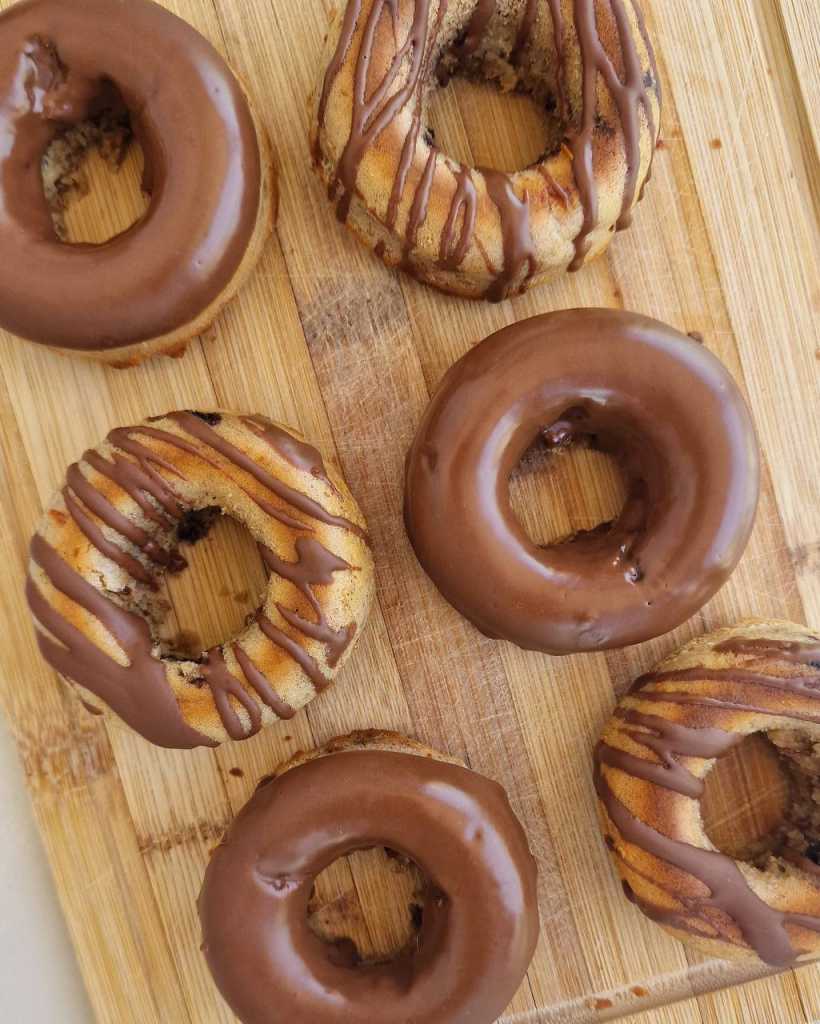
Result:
[199, 746, 539, 1024]
[0, 0, 261, 350]
[596, 624, 820, 965]
[26, 412, 370, 748]
[404, 310, 760, 654]
[313, 0, 659, 298]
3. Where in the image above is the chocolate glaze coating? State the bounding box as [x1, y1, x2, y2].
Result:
[0, 0, 261, 350]
[405, 309, 760, 654]
[199, 747, 539, 1024]
[26, 412, 373, 748]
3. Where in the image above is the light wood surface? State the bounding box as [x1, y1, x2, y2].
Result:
[0, 0, 818, 1022]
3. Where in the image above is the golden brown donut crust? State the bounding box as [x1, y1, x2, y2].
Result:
[26, 411, 373, 747]
[311, 0, 660, 300]
[270, 728, 465, 779]
[596, 619, 820, 965]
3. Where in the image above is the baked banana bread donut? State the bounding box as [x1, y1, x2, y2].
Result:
[0, 0, 275, 365]
[596, 620, 820, 964]
[405, 310, 759, 653]
[312, 0, 660, 300]
[199, 730, 539, 1024]
[25, 412, 372, 748]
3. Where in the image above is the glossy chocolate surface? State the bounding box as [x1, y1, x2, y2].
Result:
[0, 0, 261, 350]
[199, 749, 539, 1024]
[405, 309, 760, 653]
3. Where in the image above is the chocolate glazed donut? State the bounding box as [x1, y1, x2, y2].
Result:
[596, 621, 820, 964]
[405, 310, 760, 654]
[312, 0, 660, 300]
[0, 0, 275, 365]
[199, 732, 540, 1024]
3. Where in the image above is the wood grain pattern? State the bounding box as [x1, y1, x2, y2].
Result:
[0, 0, 818, 1021]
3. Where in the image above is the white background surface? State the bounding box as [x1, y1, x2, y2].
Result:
[0, 718, 91, 1022]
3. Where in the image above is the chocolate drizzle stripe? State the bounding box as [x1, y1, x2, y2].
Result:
[635, 665, 820, 701]
[546, 0, 567, 121]
[332, 0, 434, 224]
[402, 145, 439, 266]
[255, 612, 332, 693]
[260, 537, 357, 668]
[601, 708, 742, 799]
[568, 0, 655, 269]
[387, 0, 448, 239]
[608, 0, 656, 230]
[630, 690, 820, 727]
[67, 463, 181, 572]
[481, 168, 536, 301]
[28, 534, 210, 749]
[201, 648, 263, 741]
[595, 766, 804, 966]
[233, 645, 297, 721]
[83, 450, 180, 528]
[92, 440, 186, 522]
[455, 0, 493, 61]
[438, 164, 477, 270]
[715, 636, 820, 667]
[62, 485, 157, 589]
[510, 0, 539, 65]
[314, 0, 365, 165]
[240, 415, 339, 494]
[168, 413, 367, 540]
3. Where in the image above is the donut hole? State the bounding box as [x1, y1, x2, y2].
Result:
[307, 846, 431, 966]
[702, 730, 820, 875]
[509, 431, 628, 549]
[702, 735, 791, 863]
[41, 78, 149, 244]
[426, 77, 553, 172]
[424, 1, 568, 173]
[160, 510, 267, 660]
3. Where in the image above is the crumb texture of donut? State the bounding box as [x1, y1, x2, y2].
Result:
[311, 0, 661, 300]
[199, 732, 540, 1024]
[25, 412, 373, 748]
[596, 619, 820, 965]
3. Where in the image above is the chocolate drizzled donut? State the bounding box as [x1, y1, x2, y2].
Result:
[311, 0, 660, 300]
[199, 731, 539, 1024]
[596, 620, 820, 965]
[26, 412, 373, 748]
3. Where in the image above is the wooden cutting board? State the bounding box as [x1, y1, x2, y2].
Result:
[0, 0, 817, 1021]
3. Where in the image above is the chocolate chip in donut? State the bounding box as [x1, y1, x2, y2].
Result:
[311, 0, 661, 300]
[25, 412, 373, 748]
[596, 620, 820, 965]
